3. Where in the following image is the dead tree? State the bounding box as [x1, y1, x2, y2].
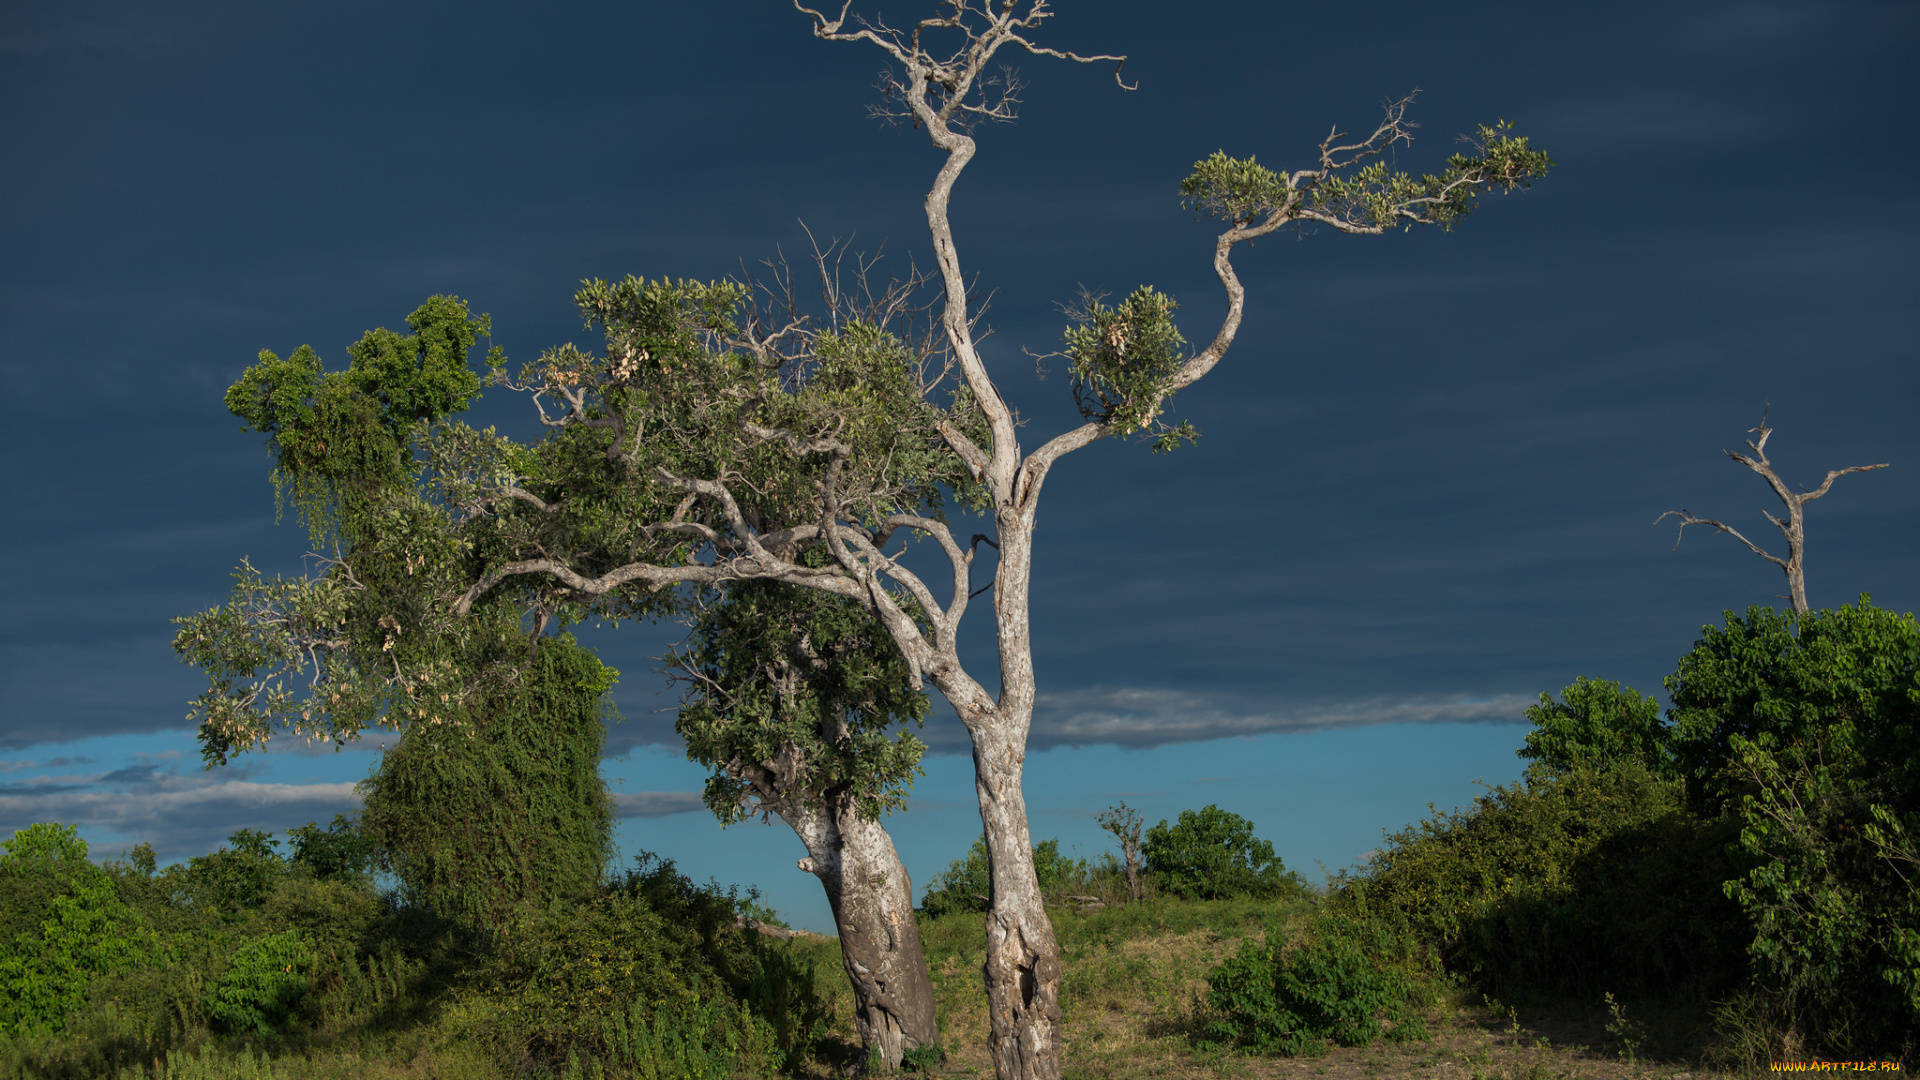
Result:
[1658, 415, 1888, 613]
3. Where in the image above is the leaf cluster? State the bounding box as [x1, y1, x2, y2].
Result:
[672, 569, 930, 826]
[1181, 120, 1551, 232]
[222, 295, 492, 546]
[1061, 286, 1195, 445]
[358, 633, 619, 932]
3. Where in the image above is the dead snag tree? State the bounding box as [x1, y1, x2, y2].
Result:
[1658, 414, 1888, 613]
[446, 4, 1550, 1077]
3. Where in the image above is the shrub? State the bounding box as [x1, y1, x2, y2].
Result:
[0, 824, 166, 1037]
[1669, 600, 1919, 1058]
[204, 930, 315, 1036]
[920, 834, 1093, 917]
[1202, 913, 1427, 1056]
[1143, 805, 1307, 901]
[460, 853, 820, 1076]
[1519, 676, 1673, 777]
[1331, 758, 1747, 998]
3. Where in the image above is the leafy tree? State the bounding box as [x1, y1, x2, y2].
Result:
[359, 631, 617, 930]
[0, 824, 166, 1036]
[1667, 599, 1918, 1057]
[176, 298, 622, 936]
[287, 814, 378, 885]
[429, 7, 1546, 1075]
[1518, 677, 1673, 778]
[670, 574, 938, 1067]
[1142, 805, 1306, 901]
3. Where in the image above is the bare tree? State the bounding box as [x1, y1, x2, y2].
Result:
[440, 5, 1550, 1077]
[1658, 414, 1888, 614]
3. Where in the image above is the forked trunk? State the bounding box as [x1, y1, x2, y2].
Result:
[790, 801, 939, 1070]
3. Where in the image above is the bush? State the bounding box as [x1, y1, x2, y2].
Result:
[1519, 676, 1672, 776]
[1331, 757, 1747, 998]
[920, 834, 1093, 918]
[0, 824, 166, 1037]
[1669, 600, 1919, 1059]
[1202, 913, 1428, 1056]
[203, 930, 315, 1036]
[460, 853, 821, 1075]
[1143, 805, 1308, 901]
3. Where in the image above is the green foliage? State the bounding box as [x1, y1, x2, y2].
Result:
[358, 633, 617, 931]
[223, 296, 493, 546]
[1181, 119, 1550, 231]
[1060, 286, 1191, 441]
[0, 826, 165, 1037]
[460, 853, 818, 1076]
[672, 570, 929, 826]
[203, 931, 314, 1037]
[1142, 805, 1308, 902]
[285, 816, 375, 886]
[165, 831, 289, 917]
[1668, 599, 1919, 1056]
[1332, 760, 1747, 997]
[1201, 914, 1427, 1056]
[919, 834, 1090, 918]
[1518, 676, 1674, 777]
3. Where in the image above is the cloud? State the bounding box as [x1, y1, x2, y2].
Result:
[0, 757, 97, 774]
[1023, 687, 1535, 751]
[0, 779, 360, 862]
[613, 792, 704, 818]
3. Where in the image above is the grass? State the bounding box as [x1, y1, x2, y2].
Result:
[778, 896, 1893, 1080]
[10, 897, 1909, 1078]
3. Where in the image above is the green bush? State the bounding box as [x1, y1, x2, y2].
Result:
[461, 853, 819, 1076]
[1519, 676, 1673, 777]
[1669, 600, 1919, 1058]
[0, 824, 166, 1037]
[1202, 913, 1427, 1056]
[203, 931, 314, 1036]
[1143, 805, 1308, 901]
[1332, 758, 1747, 997]
[920, 834, 1093, 917]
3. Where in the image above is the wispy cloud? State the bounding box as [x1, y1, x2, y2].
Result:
[1023, 687, 1535, 751]
[0, 780, 359, 862]
[613, 792, 704, 818]
[0, 756, 97, 774]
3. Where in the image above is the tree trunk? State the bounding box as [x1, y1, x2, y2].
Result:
[790, 801, 939, 1070]
[971, 512, 1064, 1080]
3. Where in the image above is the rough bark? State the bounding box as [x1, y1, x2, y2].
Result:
[786, 798, 939, 1069]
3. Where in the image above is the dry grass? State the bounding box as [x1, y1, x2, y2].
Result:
[781, 899, 1848, 1080]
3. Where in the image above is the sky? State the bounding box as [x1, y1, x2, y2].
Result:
[2, 0, 1915, 932]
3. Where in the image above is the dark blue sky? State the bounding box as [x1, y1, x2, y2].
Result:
[3, 0, 1915, 929]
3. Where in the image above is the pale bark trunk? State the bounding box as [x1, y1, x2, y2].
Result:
[788, 800, 939, 1070]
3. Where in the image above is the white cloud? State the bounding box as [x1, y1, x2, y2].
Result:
[613, 792, 704, 818]
[1026, 687, 1534, 750]
[0, 779, 360, 862]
